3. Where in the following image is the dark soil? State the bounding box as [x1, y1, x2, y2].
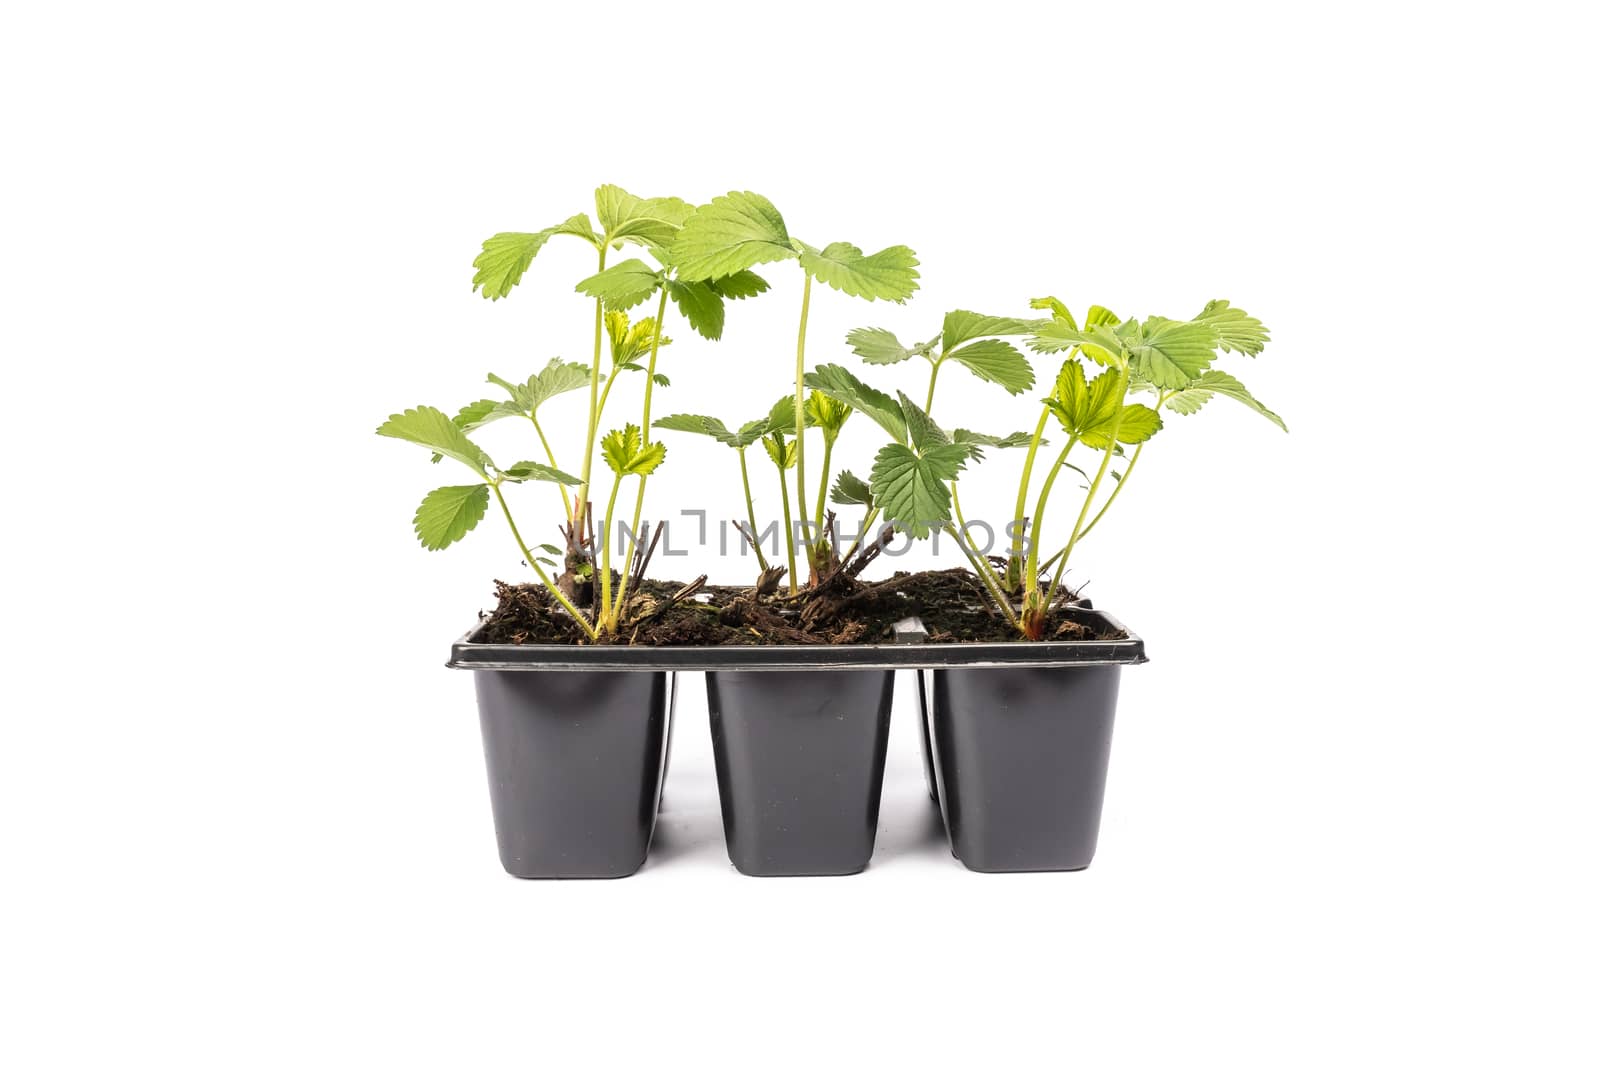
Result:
[474, 568, 1123, 647]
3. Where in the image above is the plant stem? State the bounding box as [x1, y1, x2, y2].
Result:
[1076, 393, 1163, 542]
[1024, 435, 1078, 589]
[951, 482, 1002, 590]
[1008, 406, 1053, 584]
[1046, 368, 1131, 606]
[598, 473, 624, 631]
[491, 481, 597, 641]
[841, 505, 880, 564]
[792, 272, 813, 573]
[528, 413, 572, 523]
[924, 357, 942, 415]
[737, 448, 770, 571]
[776, 452, 798, 594]
[945, 522, 1018, 625]
[811, 432, 834, 552]
[613, 286, 670, 617]
[573, 244, 609, 529]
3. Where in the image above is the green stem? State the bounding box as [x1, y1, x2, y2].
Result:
[737, 448, 770, 571]
[528, 413, 572, 523]
[945, 522, 1018, 625]
[842, 505, 880, 564]
[792, 272, 813, 573]
[924, 358, 942, 415]
[598, 473, 624, 630]
[574, 244, 609, 530]
[812, 432, 834, 550]
[1076, 396, 1160, 543]
[776, 452, 798, 594]
[1024, 435, 1078, 589]
[951, 482, 1001, 590]
[1046, 368, 1131, 606]
[614, 286, 670, 617]
[1008, 406, 1054, 582]
[491, 481, 597, 641]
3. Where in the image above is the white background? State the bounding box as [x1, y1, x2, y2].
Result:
[3, 2, 1596, 1063]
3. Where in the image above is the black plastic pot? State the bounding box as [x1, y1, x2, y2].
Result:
[921, 615, 1143, 872]
[469, 669, 673, 878]
[705, 670, 894, 876]
[449, 605, 1143, 878]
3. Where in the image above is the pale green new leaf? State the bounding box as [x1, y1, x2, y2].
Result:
[797, 241, 920, 302]
[762, 435, 798, 469]
[500, 459, 585, 485]
[804, 364, 906, 444]
[664, 278, 726, 340]
[594, 186, 694, 250]
[869, 442, 968, 538]
[941, 310, 1045, 351]
[377, 406, 492, 476]
[669, 191, 798, 281]
[413, 484, 490, 551]
[944, 338, 1035, 395]
[847, 326, 918, 365]
[1164, 370, 1286, 430]
[575, 258, 662, 311]
[1192, 300, 1269, 356]
[1127, 317, 1219, 390]
[805, 390, 851, 439]
[600, 424, 668, 476]
[1030, 296, 1077, 328]
[830, 469, 874, 508]
[471, 215, 600, 299]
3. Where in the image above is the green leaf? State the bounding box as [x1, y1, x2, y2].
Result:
[664, 278, 726, 340]
[1192, 300, 1269, 356]
[731, 418, 771, 448]
[868, 442, 968, 538]
[606, 311, 671, 365]
[453, 398, 522, 432]
[846, 326, 919, 365]
[501, 459, 585, 485]
[941, 310, 1045, 351]
[669, 191, 798, 281]
[797, 241, 920, 302]
[805, 390, 852, 439]
[1030, 296, 1077, 328]
[471, 216, 599, 300]
[524, 358, 592, 413]
[575, 258, 662, 311]
[652, 373, 670, 388]
[830, 469, 874, 508]
[762, 435, 797, 469]
[707, 270, 770, 300]
[1127, 317, 1219, 389]
[897, 391, 949, 451]
[1047, 362, 1163, 450]
[594, 185, 694, 250]
[944, 338, 1035, 394]
[804, 364, 906, 444]
[951, 428, 1040, 463]
[413, 484, 490, 551]
[377, 406, 492, 476]
[654, 413, 736, 445]
[600, 424, 667, 476]
[1164, 370, 1287, 430]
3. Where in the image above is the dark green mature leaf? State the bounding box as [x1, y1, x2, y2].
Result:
[797, 241, 920, 302]
[525, 359, 592, 412]
[804, 364, 906, 444]
[1127, 317, 1219, 389]
[1164, 370, 1286, 430]
[594, 185, 694, 250]
[897, 391, 949, 451]
[869, 442, 968, 538]
[941, 310, 1045, 351]
[501, 459, 585, 485]
[731, 418, 770, 448]
[413, 484, 490, 550]
[654, 413, 734, 444]
[952, 428, 1040, 463]
[830, 469, 874, 508]
[670, 191, 798, 281]
[847, 326, 919, 365]
[1192, 299, 1269, 356]
[665, 278, 726, 340]
[707, 270, 770, 300]
[575, 258, 662, 311]
[378, 406, 492, 476]
[472, 216, 600, 300]
[944, 338, 1034, 394]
